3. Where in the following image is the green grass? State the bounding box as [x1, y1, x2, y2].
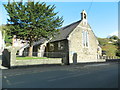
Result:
[98, 37, 119, 57]
[16, 56, 49, 60]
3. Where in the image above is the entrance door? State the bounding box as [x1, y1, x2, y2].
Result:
[73, 53, 77, 64]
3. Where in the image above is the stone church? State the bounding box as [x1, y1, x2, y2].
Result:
[45, 10, 102, 64]
[14, 10, 102, 64]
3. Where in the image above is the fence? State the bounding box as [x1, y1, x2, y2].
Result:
[17, 51, 68, 58]
[99, 55, 120, 59]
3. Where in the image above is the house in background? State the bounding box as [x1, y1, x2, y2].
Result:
[46, 10, 102, 64]
[13, 37, 48, 57]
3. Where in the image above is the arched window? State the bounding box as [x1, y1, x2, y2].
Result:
[82, 30, 89, 47]
[86, 32, 89, 47]
[58, 41, 64, 50]
[49, 43, 54, 51]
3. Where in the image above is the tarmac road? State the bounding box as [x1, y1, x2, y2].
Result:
[2, 62, 119, 88]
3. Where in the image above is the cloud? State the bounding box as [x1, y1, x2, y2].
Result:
[107, 31, 119, 38]
[109, 31, 118, 36]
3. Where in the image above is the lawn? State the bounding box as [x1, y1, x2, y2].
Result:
[16, 56, 49, 60]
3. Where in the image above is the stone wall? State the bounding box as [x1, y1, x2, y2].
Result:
[2, 46, 64, 68]
[14, 58, 62, 66]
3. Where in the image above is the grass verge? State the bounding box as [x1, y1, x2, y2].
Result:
[16, 56, 49, 60]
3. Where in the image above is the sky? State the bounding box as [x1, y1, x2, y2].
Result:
[0, 0, 118, 38]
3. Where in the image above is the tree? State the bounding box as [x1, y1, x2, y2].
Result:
[1, 25, 12, 46]
[116, 50, 120, 57]
[97, 37, 118, 56]
[4, 1, 63, 57]
[109, 35, 119, 40]
[116, 39, 120, 57]
[97, 38, 109, 46]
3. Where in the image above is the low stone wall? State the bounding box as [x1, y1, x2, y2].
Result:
[1, 47, 66, 68]
[13, 58, 62, 66]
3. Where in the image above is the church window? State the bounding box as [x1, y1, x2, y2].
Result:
[49, 43, 54, 51]
[82, 30, 89, 47]
[58, 41, 64, 50]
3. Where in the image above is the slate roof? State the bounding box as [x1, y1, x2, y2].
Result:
[19, 20, 81, 50]
[50, 20, 81, 42]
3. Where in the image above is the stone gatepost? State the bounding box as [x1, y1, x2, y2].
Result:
[0, 54, 2, 63]
[2, 46, 20, 68]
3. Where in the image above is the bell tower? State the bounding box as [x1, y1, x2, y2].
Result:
[81, 10, 87, 25]
[81, 10, 87, 20]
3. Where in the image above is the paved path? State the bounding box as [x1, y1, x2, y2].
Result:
[2, 62, 119, 88]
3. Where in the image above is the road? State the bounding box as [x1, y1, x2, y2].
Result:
[2, 62, 119, 88]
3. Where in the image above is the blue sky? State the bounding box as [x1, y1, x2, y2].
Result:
[0, 1, 118, 38]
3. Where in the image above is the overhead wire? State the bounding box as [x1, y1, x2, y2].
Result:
[87, 0, 93, 16]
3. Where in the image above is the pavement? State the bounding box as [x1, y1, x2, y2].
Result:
[1, 62, 119, 88]
[0, 61, 8, 70]
[0, 65, 8, 69]
[0, 54, 8, 69]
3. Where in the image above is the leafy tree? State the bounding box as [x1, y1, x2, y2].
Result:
[102, 44, 117, 56]
[0, 25, 6, 39]
[1, 25, 12, 46]
[97, 38, 109, 46]
[98, 37, 118, 56]
[109, 35, 118, 40]
[4, 1, 63, 57]
[116, 39, 120, 57]
[116, 50, 120, 57]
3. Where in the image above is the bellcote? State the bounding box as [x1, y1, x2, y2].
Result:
[81, 10, 87, 20]
[81, 10, 87, 25]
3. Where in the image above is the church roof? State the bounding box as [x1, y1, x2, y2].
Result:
[50, 20, 81, 42]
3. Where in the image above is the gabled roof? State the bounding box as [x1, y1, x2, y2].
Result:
[19, 20, 81, 49]
[50, 20, 81, 42]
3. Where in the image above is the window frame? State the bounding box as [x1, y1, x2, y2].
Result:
[82, 30, 89, 48]
[58, 41, 64, 50]
[49, 43, 54, 51]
